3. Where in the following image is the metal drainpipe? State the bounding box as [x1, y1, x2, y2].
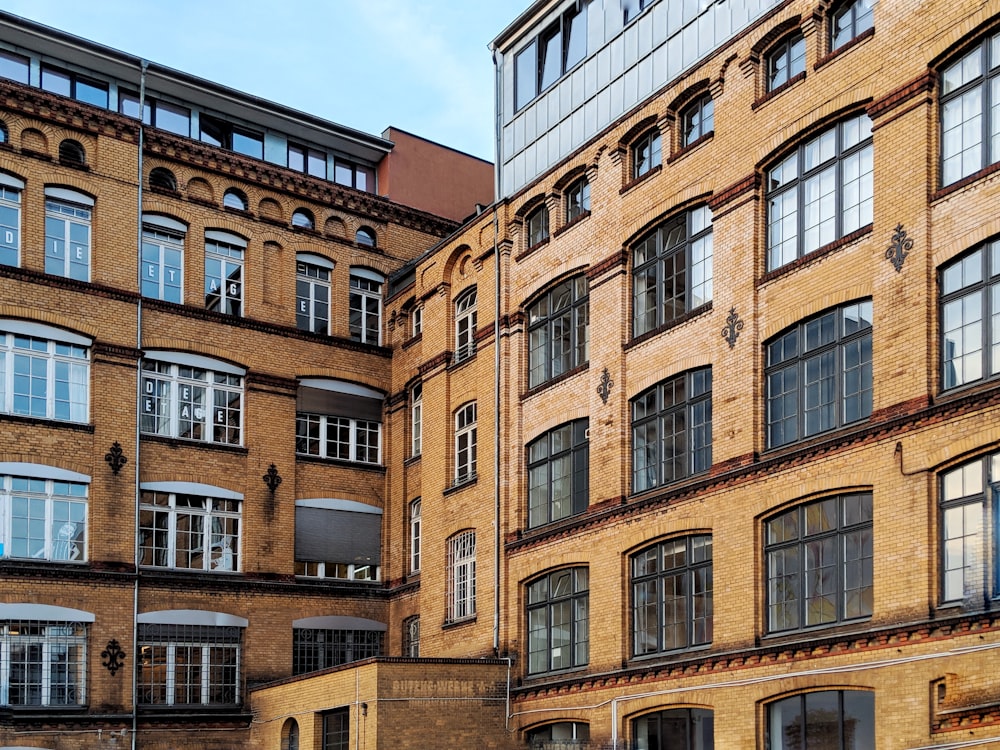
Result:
[490, 45, 503, 658]
[130, 58, 148, 750]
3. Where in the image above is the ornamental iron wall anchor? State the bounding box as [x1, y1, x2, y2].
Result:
[721, 307, 744, 349]
[101, 639, 126, 676]
[263, 464, 282, 494]
[104, 442, 127, 475]
[885, 223, 913, 273]
[597, 367, 614, 404]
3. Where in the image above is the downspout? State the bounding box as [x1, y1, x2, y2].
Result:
[490, 44, 503, 658]
[130, 58, 148, 750]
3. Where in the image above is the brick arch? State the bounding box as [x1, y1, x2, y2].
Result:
[324, 215, 347, 238]
[21, 127, 48, 155]
[522, 410, 589, 447]
[293, 370, 387, 396]
[347, 253, 391, 277]
[749, 14, 803, 61]
[760, 283, 873, 342]
[140, 198, 193, 225]
[0, 454, 91, 479]
[186, 176, 214, 203]
[618, 114, 661, 152]
[139, 337, 246, 372]
[0, 305, 101, 341]
[259, 197, 283, 222]
[932, 222, 1000, 268]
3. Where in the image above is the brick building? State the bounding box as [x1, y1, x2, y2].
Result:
[5, 1, 1000, 749]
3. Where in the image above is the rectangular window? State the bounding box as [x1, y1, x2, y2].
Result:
[333, 158, 375, 192]
[45, 200, 91, 282]
[632, 129, 662, 180]
[455, 288, 478, 363]
[412, 306, 423, 337]
[514, 3, 587, 111]
[41, 64, 108, 108]
[139, 491, 240, 572]
[767, 691, 874, 750]
[528, 276, 589, 388]
[0, 476, 87, 562]
[205, 237, 244, 316]
[292, 628, 384, 675]
[137, 623, 241, 706]
[447, 531, 476, 622]
[200, 115, 264, 159]
[141, 227, 184, 303]
[140, 360, 243, 445]
[323, 709, 350, 750]
[0, 620, 87, 706]
[0, 331, 89, 422]
[289, 143, 327, 178]
[0, 50, 29, 84]
[565, 178, 591, 223]
[296, 261, 331, 334]
[411, 384, 422, 457]
[622, 0, 655, 23]
[295, 413, 381, 464]
[120, 94, 192, 137]
[349, 272, 383, 345]
[0, 186, 20, 268]
[455, 402, 477, 484]
[409, 498, 421, 573]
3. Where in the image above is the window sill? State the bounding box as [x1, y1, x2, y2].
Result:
[444, 474, 478, 496]
[522, 362, 589, 400]
[758, 224, 872, 286]
[295, 454, 386, 472]
[752, 70, 806, 110]
[815, 27, 874, 70]
[449, 351, 477, 370]
[404, 453, 422, 466]
[933, 160, 1000, 202]
[668, 131, 713, 164]
[626, 302, 712, 350]
[140, 433, 248, 454]
[59, 158, 89, 171]
[761, 616, 873, 644]
[0, 413, 95, 433]
[441, 615, 477, 630]
[402, 332, 422, 350]
[620, 164, 662, 195]
[628, 643, 713, 667]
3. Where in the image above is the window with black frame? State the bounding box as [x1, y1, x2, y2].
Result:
[527, 567, 589, 675]
[514, 2, 587, 111]
[632, 707, 714, 750]
[631, 128, 662, 180]
[680, 93, 714, 147]
[527, 419, 588, 528]
[830, 0, 874, 52]
[940, 238, 1000, 390]
[528, 276, 589, 388]
[766, 690, 874, 750]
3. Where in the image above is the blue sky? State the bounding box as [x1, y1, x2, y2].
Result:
[1, 0, 529, 161]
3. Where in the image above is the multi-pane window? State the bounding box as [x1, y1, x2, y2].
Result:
[0, 476, 87, 562]
[766, 493, 873, 633]
[288, 143, 327, 178]
[526, 205, 549, 247]
[334, 159, 376, 192]
[323, 709, 350, 750]
[527, 567, 589, 675]
[939, 31, 1000, 186]
[632, 368, 712, 494]
[632, 708, 714, 750]
[0, 620, 87, 706]
[939, 450, 1000, 603]
[681, 94, 714, 147]
[296, 414, 381, 464]
[565, 177, 591, 223]
[767, 33, 806, 91]
[403, 616, 420, 657]
[632, 535, 712, 656]
[411, 384, 423, 457]
[292, 628, 384, 675]
[447, 531, 476, 622]
[0, 182, 21, 267]
[139, 491, 241, 572]
[409, 498, 421, 573]
[349, 269, 383, 345]
[45, 198, 91, 281]
[831, 0, 874, 52]
[296, 257, 332, 334]
[633, 206, 713, 337]
[137, 622, 241, 706]
[527, 723, 590, 749]
[356, 227, 376, 247]
[455, 288, 478, 363]
[454, 402, 477, 485]
[767, 691, 874, 750]
[632, 129, 662, 179]
[41, 64, 108, 108]
[767, 114, 873, 271]
[204, 233, 245, 316]
[0, 328, 89, 422]
[141, 226, 183, 303]
[140, 358, 243, 445]
[527, 420, 589, 528]
[411, 306, 423, 337]
[765, 300, 872, 448]
[514, 3, 587, 110]
[294, 561, 380, 581]
[528, 276, 589, 388]
[940, 239, 1000, 390]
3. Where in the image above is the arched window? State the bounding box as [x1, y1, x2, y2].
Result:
[454, 287, 477, 363]
[565, 177, 590, 223]
[527, 420, 588, 528]
[526, 567, 589, 674]
[526, 722, 589, 748]
[766, 690, 874, 749]
[403, 616, 420, 657]
[632, 128, 661, 179]
[281, 718, 300, 750]
[446, 530, 476, 622]
[830, 0, 875, 53]
[680, 92, 714, 147]
[940, 450, 1000, 603]
[0, 464, 90, 562]
[44, 187, 93, 281]
[409, 498, 421, 572]
[293, 500, 382, 581]
[410, 383, 423, 458]
[204, 229, 247, 316]
[0, 172, 24, 268]
[632, 708, 714, 750]
[222, 188, 247, 211]
[525, 204, 549, 248]
[454, 402, 477, 484]
[940, 238, 1000, 390]
[528, 275, 588, 388]
[58, 139, 85, 165]
[148, 167, 177, 191]
[141, 214, 186, 303]
[291, 208, 314, 230]
[296, 253, 333, 335]
[295, 379, 383, 465]
[355, 226, 376, 247]
[767, 32, 806, 91]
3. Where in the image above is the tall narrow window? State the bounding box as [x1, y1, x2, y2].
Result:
[528, 276, 589, 388]
[632, 369, 712, 493]
[766, 493, 873, 632]
[526, 204, 549, 248]
[765, 300, 873, 448]
[633, 206, 713, 337]
[141, 217, 185, 304]
[204, 231, 246, 316]
[296, 254, 333, 335]
[447, 531, 476, 622]
[632, 536, 712, 656]
[409, 498, 421, 573]
[411, 383, 423, 457]
[403, 616, 420, 657]
[45, 190, 92, 282]
[766, 114, 873, 271]
[632, 129, 662, 179]
[940, 31, 1000, 186]
[527, 420, 588, 528]
[767, 32, 806, 91]
[455, 288, 478, 363]
[454, 402, 477, 485]
[514, 3, 588, 111]
[349, 269, 383, 345]
[0, 175, 22, 268]
[323, 708, 350, 750]
[527, 568, 589, 674]
[565, 177, 591, 223]
[681, 94, 714, 147]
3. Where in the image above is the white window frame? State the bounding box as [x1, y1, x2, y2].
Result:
[204, 230, 246, 316]
[404, 616, 420, 657]
[44, 189, 92, 282]
[0, 470, 88, 562]
[295, 413, 381, 464]
[454, 288, 477, 363]
[349, 268, 383, 345]
[409, 498, 421, 573]
[411, 383, 422, 458]
[0, 320, 90, 423]
[296, 253, 333, 335]
[138, 484, 242, 572]
[0, 174, 24, 268]
[141, 216, 185, 303]
[139, 353, 244, 446]
[454, 402, 477, 485]
[411, 305, 423, 337]
[447, 531, 476, 622]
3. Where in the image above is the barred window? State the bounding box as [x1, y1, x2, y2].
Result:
[0, 619, 87, 706]
[137, 622, 241, 706]
[292, 627, 384, 675]
[455, 288, 478, 363]
[447, 531, 476, 622]
[0, 475, 87, 562]
[139, 490, 241, 572]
